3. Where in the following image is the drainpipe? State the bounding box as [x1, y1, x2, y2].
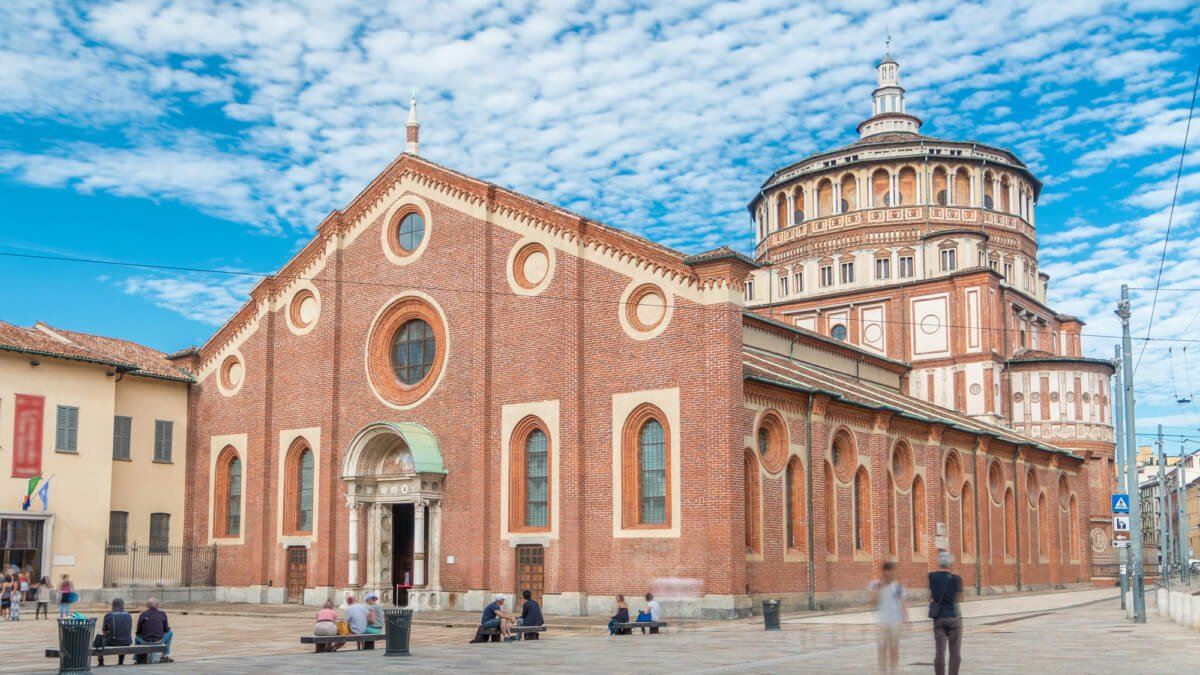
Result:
[1013, 451, 1023, 591]
[805, 394, 816, 611]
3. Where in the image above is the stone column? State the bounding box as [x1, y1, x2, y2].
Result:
[347, 496, 359, 586]
[414, 498, 428, 586]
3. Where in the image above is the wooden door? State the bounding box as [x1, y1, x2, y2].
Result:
[515, 544, 544, 604]
[286, 546, 307, 603]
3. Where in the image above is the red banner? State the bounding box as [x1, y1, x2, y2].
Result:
[12, 394, 44, 478]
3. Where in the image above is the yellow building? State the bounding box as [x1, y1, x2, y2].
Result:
[0, 321, 191, 595]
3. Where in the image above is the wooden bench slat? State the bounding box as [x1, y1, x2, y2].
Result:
[45, 645, 167, 658]
[300, 634, 382, 644]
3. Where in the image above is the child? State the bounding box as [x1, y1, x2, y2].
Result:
[58, 574, 75, 618]
[36, 577, 51, 620]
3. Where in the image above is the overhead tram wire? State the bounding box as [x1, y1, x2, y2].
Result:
[7, 248, 1200, 344]
[1134, 61, 1200, 375]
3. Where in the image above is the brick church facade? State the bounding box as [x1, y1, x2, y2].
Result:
[180, 58, 1114, 617]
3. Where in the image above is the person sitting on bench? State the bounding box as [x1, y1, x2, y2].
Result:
[363, 592, 384, 634]
[608, 594, 630, 635]
[517, 590, 543, 640]
[344, 594, 370, 635]
[636, 592, 662, 633]
[481, 594, 516, 641]
[313, 600, 338, 637]
[135, 597, 174, 663]
[97, 598, 133, 666]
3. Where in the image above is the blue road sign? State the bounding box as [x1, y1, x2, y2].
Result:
[1111, 493, 1130, 513]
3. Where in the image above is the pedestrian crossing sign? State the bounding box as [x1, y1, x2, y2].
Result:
[1111, 494, 1130, 513]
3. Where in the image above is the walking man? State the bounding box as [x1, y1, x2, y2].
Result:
[869, 561, 907, 673]
[928, 552, 963, 675]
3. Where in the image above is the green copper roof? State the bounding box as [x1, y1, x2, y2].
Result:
[375, 421, 447, 474]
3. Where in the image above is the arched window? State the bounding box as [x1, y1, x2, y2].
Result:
[898, 167, 916, 205]
[824, 462, 836, 554]
[744, 450, 762, 554]
[793, 188, 805, 223]
[817, 180, 833, 217]
[872, 169, 890, 206]
[854, 467, 871, 554]
[621, 404, 671, 529]
[786, 457, 804, 551]
[887, 472, 897, 555]
[1004, 487, 1016, 559]
[776, 195, 788, 230]
[912, 474, 926, 555]
[1038, 492, 1050, 561]
[213, 446, 241, 538]
[962, 482, 976, 556]
[840, 174, 857, 212]
[953, 169, 970, 205]
[983, 171, 995, 209]
[284, 440, 314, 536]
[1000, 176, 1011, 212]
[933, 167, 949, 205]
[509, 417, 552, 531]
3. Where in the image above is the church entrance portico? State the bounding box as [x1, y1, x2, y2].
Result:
[342, 422, 447, 610]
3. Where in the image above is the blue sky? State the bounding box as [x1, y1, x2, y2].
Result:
[1, 0, 1199, 445]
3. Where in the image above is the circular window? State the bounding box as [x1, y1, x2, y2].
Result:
[513, 242, 550, 289]
[891, 442, 914, 490]
[831, 430, 857, 483]
[756, 411, 787, 473]
[396, 212, 425, 253]
[831, 324, 848, 341]
[988, 460, 1005, 504]
[217, 353, 244, 396]
[366, 294, 448, 408]
[620, 281, 673, 340]
[944, 451, 964, 497]
[287, 288, 320, 334]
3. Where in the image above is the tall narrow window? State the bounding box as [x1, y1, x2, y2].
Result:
[793, 268, 804, 293]
[227, 456, 242, 537]
[149, 513, 170, 554]
[898, 256, 914, 278]
[55, 405, 79, 452]
[1004, 488, 1016, 558]
[153, 420, 174, 462]
[786, 457, 804, 551]
[940, 248, 957, 272]
[107, 511, 128, 553]
[112, 416, 132, 460]
[640, 419, 667, 525]
[525, 429, 549, 528]
[875, 257, 891, 280]
[284, 440, 315, 536]
[962, 483, 976, 556]
[825, 462, 836, 554]
[854, 468, 871, 553]
[840, 261, 855, 284]
[820, 265, 833, 287]
[1069, 495, 1079, 560]
[298, 449, 314, 532]
[744, 450, 761, 554]
[887, 473, 897, 555]
[745, 280, 755, 302]
[779, 274, 789, 297]
[1038, 492, 1049, 561]
[912, 475, 926, 555]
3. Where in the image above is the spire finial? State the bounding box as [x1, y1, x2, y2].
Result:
[406, 92, 420, 155]
[885, 32, 891, 58]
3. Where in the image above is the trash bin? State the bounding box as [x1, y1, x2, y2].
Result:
[383, 607, 414, 656]
[57, 617, 97, 674]
[762, 599, 781, 631]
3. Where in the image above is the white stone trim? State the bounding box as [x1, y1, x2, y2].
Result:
[499, 399, 561, 541]
[505, 235, 557, 297]
[276, 427, 322, 545]
[617, 278, 674, 341]
[379, 194, 433, 266]
[611, 387, 681, 539]
[362, 291, 450, 411]
[208, 433, 247, 545]
[283, 279, 322, 337]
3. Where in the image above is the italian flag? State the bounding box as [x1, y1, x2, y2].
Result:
[22, 476, 41, 511]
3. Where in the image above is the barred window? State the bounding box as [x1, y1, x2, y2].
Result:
[298, 449, 314, 533]
[524, 429, 549, 528]
[149, 513, 170, 554]
[227, 457, 242, 537]
[107, 511, 128, 553]
[639, 419, 667, 525]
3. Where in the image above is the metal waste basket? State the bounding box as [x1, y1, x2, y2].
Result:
[383, 607, 414, 656]
[762, 599, 781, 631]
[58, 617, 97, 674]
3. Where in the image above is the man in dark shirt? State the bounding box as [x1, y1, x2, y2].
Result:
[518, 590, 544, 640]
[135, 597, 174, 663]
[98, 598, 133, 666]
[928, 552, 963, 675]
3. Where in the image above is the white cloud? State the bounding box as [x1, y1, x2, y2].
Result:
[122, 274, 259, 326]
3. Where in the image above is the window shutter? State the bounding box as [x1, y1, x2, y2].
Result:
[68, 407, 78, 450]
[112, 417, 121, 457]
[56, 406, 68, 450]
[163, 421, 173, 461]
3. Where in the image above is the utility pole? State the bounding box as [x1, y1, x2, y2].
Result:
[1113, 345, 1128, 608]
[1179, 450, 1189, 585]
[1117, 285, 1145, 622]
[1157, 425, 1169, 589]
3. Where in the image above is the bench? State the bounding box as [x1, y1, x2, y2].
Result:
[613, 621, 668, 635]
[300, 633, 382, 653]
[45, 643, 169, 664]
[471, 625, 547, 642]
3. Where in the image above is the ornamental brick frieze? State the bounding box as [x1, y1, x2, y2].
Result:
[743, 384, 808, 416]
[823, 403, 876, 430]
